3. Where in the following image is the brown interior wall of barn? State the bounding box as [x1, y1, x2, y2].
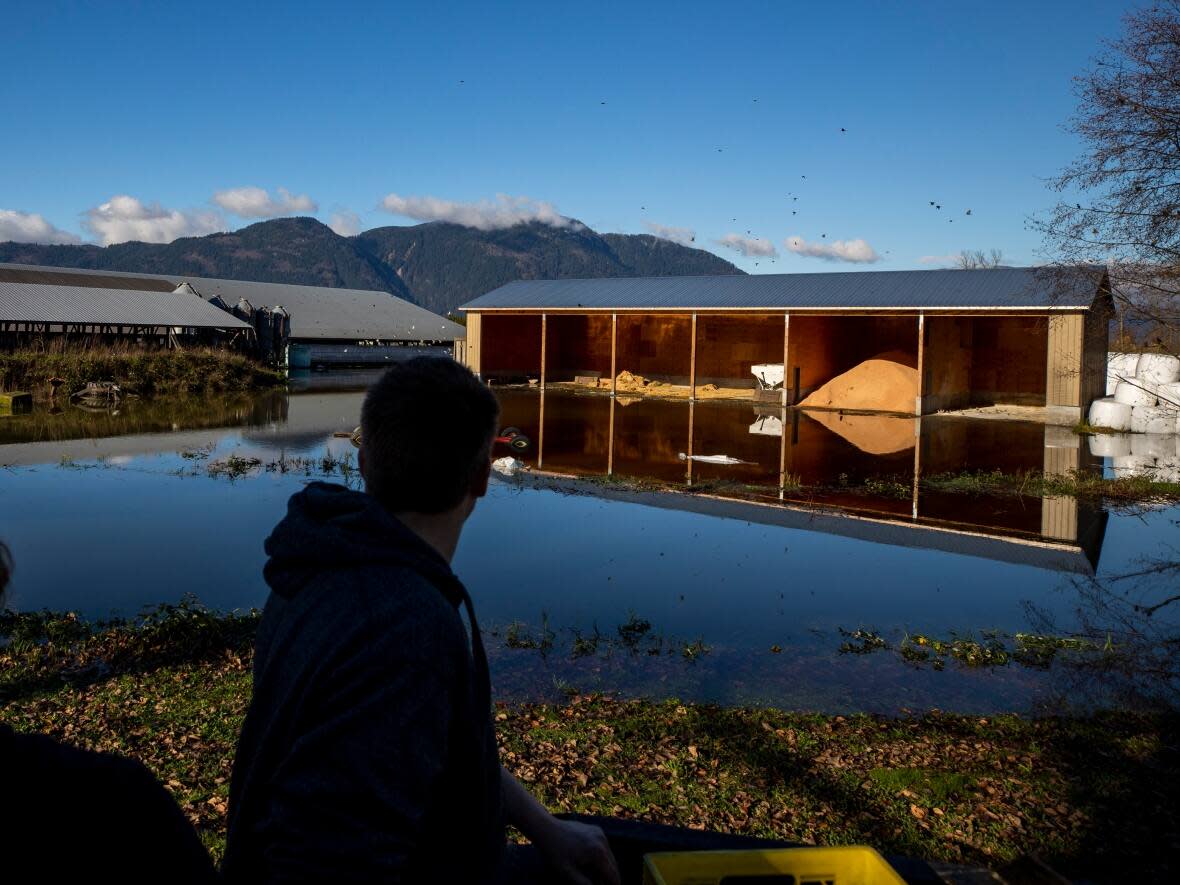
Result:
[694, 314, 784, 387]
[923, 317, 973, 412]
[787, 315, 918, 399]
[481, 314, 541, 380]
[616, 314, 693, 382]
[545, 314, 613, 381]
[966, 316, 1047, 406]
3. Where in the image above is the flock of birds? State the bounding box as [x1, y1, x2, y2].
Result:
[456, 80, 978, 264]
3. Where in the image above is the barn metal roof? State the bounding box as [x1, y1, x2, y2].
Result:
[0, 263, 465, 342]
[0, 280, 253, 329]
[462, 266, 1107, 312]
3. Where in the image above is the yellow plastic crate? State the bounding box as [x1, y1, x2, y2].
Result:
[643, 845, 906, 885]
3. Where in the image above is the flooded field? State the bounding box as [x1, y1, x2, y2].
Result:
[1, 374, 1177, 715]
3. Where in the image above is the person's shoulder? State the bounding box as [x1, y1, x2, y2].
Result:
[271, 565, 469, 656]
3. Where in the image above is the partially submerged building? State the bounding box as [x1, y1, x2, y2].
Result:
[460, 266, 1112, 422]
[0, 263, 465, 366]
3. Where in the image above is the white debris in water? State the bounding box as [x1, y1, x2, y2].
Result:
[492, 456, 525, 475]
[677, 453, 753, 465]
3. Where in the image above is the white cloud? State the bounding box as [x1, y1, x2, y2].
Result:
[0, 209, 82, 245]
[82, 195, 225, 246]
[329, 210, 363, 237]
[379, 192, 579, 230]
[918, 253, 960, 266]
[715, 232, 778, 258]
[644, 221, 696, 246]
[212, 186, 317, 218]
[785, 235, 880, 263]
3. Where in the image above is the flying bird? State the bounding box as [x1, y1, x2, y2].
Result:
[965, 209, 972, 215]
[840, 127, 846, 132]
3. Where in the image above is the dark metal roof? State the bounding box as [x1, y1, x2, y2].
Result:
[0, 263, 465, 342]
[0, 281, 253, 329]
[0, 266, 176, 292]
[462, 266, 1107, 312]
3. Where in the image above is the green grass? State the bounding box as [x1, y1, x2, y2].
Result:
[1, 607, 1177, 881]
[0, 345, 282, 399]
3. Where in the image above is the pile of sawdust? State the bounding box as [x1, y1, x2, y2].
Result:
[799, 350, 918, 415]
[806, 410, 917, 455]
[615, 371, 649, 392]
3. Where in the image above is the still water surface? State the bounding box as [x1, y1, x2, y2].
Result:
[1, 373, 1176, 714]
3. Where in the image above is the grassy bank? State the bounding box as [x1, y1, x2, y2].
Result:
[1, 606, 1176, 880]
[0, 345, 283, 399]
[562, 466, 1180, 507]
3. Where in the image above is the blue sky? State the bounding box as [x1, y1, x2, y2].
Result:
[0, 0, 1137, 272]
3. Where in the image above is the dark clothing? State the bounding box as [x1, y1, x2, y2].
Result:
[223, 482, 504, 884]
[0, 723, 216, 883]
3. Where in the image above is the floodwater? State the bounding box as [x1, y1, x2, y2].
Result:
[1, 374, 1176, 715]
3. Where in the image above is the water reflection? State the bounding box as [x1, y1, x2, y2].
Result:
[496, 389, 1107, 574]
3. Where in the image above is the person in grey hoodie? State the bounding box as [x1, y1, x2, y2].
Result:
[223, 357, 619, 885]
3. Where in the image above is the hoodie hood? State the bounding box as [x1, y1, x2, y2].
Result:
[263, 482, 463, 606]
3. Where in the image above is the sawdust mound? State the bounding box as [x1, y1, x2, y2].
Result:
[615, 371, 649, 392]
[806, 411, 917, 455]
[799, 350, 918, 414]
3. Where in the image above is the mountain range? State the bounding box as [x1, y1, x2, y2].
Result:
[0, 217, 743, 317]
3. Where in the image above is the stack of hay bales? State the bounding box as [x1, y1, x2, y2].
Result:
[1089, 431, 1180, 481]
[1088, 352, 1180, 434]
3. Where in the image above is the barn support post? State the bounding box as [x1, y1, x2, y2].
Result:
[689, 312, 698, 401]
[915, 312, 926, 416]
[778, 404, 788, 501]
[781, 312, 790, 406]
[540, 313, 547, 391]
[610, 312, 618, 398]
[537, 386, 545, 469]
[912, 416, 922, 520]
[607, 396, 616, 476]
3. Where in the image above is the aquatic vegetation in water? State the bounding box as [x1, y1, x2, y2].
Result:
[838, 628, 888, 654]
[206, 455, 263, 479]
[841, 627, 1122, 675]
[617, 612, 654, 649]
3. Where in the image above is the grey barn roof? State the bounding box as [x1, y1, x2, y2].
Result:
[0, 280, 252, 330]
[462, 266, 1107, 312]
[0, 263, 465, 342]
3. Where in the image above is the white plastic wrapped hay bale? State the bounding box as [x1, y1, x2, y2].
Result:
[1136, 353, 1180, 385]
[1131, 433, 1174, 459]
[1130, 404, 1176, 434]
[1106, 352, 1140, 395]
[1114, 380, 1159, 407]
[1088, 397, 1133, 431]
[1156, 381, 1180, 410]
[1088, 433, 1132, 458]
[1113, 454, 1156, 476]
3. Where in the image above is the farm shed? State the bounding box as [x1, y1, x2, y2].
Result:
[460, 266, 1112, 421]
[0, 279, 251, 347]
[0, 263, 464, 367]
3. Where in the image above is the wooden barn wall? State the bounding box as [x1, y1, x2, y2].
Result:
[694, 314, 784, 387]
[1081, 302, 1110, 414]
[922, 317, 973, 412]
[463, 313, 480, 372]
[481, 314, 541, 378]
[615, 314, 693, 382]
[968, 316, 1048, 405]
[545, 314, 613, 381]
[1047, 313, 1084, 409]
[788, 315, 918, 398]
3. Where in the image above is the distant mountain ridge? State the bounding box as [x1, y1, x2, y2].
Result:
[0, 217, 743, 316]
